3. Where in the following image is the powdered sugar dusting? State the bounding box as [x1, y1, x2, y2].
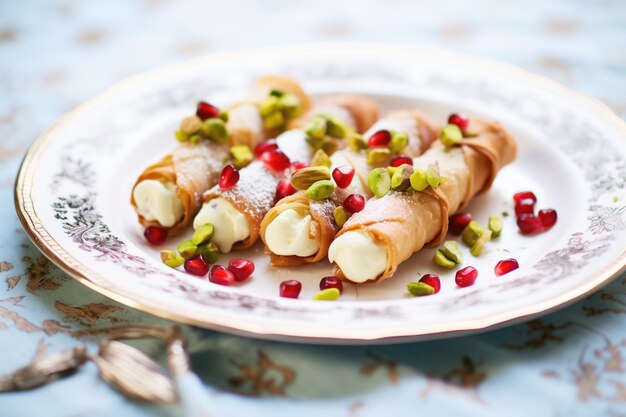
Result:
[364, 117, 423, 158]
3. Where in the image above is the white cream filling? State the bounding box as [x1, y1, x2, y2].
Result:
[264, 209, 320, 257]
[133, 180, 184, 228]
[193, 198, 250, 253]
[328, 231, 388, 283]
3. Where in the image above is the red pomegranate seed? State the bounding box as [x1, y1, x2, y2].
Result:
[219, 164, 239, 189]
[228, 259, 255, 282]
[390, 155, 413, 167]
[448, 113, 469, 133]
[275, 179, 297, 202]
[332, 165, 355, 189]
[319, 276, 344, 294]
[515, 198, 535, 217]
[196, 101, 221, 120]
[449, 213, 472, 235]
[494, 258, 519, 277]
[261, 150, 291, 172]
[368, 130, 392, 148]
[517, 213, 543, 235]
[343, 194, 365, 214]
[292, 161, 310, 170]
[456, 266, 478, 288]
[209, 265, 235, 286]
[538, 209, 558, 229]
[144, 226, 168, 245]
[513, 191, 537, 205]
[184, 255, 210, 276]
[254, 140, 278, 159]
[279, 280, 302, 298]
[419, 274, 441, 294]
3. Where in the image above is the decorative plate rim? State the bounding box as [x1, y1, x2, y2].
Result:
[14, 42, 626, 344]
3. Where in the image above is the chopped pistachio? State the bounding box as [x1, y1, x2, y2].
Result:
[269, 89, 284, 98]
[440, 124, 463, 147]
[439, 240, 463, 264]
[321, 139, 339, 156]
[407, 281, 435, 296]
[470, 229, 493, 257]
[488, 215, 503, 238]
[433, 250, 456, 268]
[311, 149, 331, 168]
[347, 132, 367, 152]
[333, 206, 349, 227]
[462, 220, 484, 246]
[259, 96, 279, 117]
[368, 168, 391, 197]
[200, 118, 228, 143]
[426, 163, 440, 188]
[312, 288, 341, 301]
[390, 132, 409, 154]
[502, 211, 509, 217]
[410, 169, 428, 191]
[175, 130, 188, 143]
[230, 145, 253, 169]
[367, 148, 392, 166]
[326, 117, 348, 139]
[160, 250, 184, 268]
[290, 166, 331, 190]
[277, 93, 301, 119]
[192, 223, 215, 246]
[305, 116, 327, 140]
[188, 133, 202, 144]
[391, 164, 414, 191]
[219, 110, 229, 122]
[263, 111, 285, 131]
[306, 180, 335, 200]
[613, 195, 619, 203]
[197, 242, 219, 264]
[180, 115, 202, 134]
[177, 240, 197, 259]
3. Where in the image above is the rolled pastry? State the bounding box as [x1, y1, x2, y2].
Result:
[329, 118, 517, 284]
[289, 95, 379, 133]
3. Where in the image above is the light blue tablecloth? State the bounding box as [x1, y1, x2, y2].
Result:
[1, 1, 626, 415]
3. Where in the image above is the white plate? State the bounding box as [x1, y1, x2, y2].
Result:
[15, 43, 626, 344]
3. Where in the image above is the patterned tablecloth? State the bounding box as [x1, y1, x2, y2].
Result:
[1, 1, 626, 416]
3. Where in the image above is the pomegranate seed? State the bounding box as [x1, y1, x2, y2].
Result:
[343, 194, 365, 214]
[275, 179, 297, 202]
[254, 140, 278, 159]
[494, 258, 519, 277]
[228, 259, 255, 282]
[196, 101, 221, 120]
[279, 280, 302, 298]
[513, 191, 537, 205]
[419, 274, 441, 294]
[319, 276, 344, 294]
[515, 198, 535, 217]
[517, 213, 543, 235]
[144, 226, 168, 245]
[218, 164, 239, 189]
[449, 213, 472, 235]
[292, 161, 310, 170]
[390, 155, 413, 167]
[448, 113, 469, 133]
[456, 266, 478, 288]
[332, 165, 355, 189]
[184, 255, 210, 276]
[538, 209, 558, 229]
[209, 265, 235, 286]
[261, 150, 291, 172]
[368, 130, 392, 148]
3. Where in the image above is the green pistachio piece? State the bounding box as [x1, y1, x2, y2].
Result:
[269, 89, 284, 98]
[410, 169, 428, 191]
[368, 168, 391, 198]
[439, 240, 463, 264]
[306, 180, 335, 200]
[407, 281, 435, 296]
[175, 130, 188, 143]
[259, 96, 279, 117]
[230, 145, 253, 169]
[305, 116, 327, 140]
[160, 250, 185, 268]
[326, 117, 348, 139]
[197, 242, 219, 264]
[488, 215, 503, 238]
[219, 110, 229, 122]
[263, 111, 285, 131]
[367, 148, 392, 166]
[277, 93, 301, 119]
[333, 206, 349, 227]
[502, 211, 509, 217]
[312, 288, 341, 301]
[177, 240, 197, 259]
[347, 132, 368, 152]
[391, 164, 414, 191]
[426, 163, 440, 188]
[200, 118, 228, 143]
[462, 220, 484, 247]
[180, 115, 202, 134]
[433, 250, 456, 268]
[311, 149, 332, 168]
[188, 133, 202, 144]
[291, 166, 331, 190]
[321, 139, 339, 156]
[470, 229, 493, 257]
[192, 223, 215, 246]
[440, 124, 463, 148]
[390, 132, 409, 154]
